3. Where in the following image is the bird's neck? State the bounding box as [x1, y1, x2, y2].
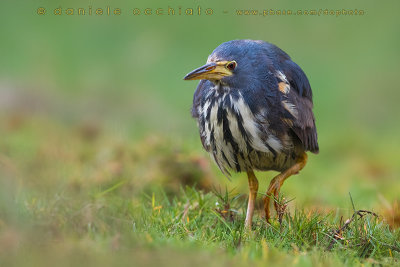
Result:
[212, 80, 231, 94]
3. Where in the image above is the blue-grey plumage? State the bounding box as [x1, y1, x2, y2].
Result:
[184, 39, 319, 228]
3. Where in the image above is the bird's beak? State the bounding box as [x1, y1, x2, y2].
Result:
[183, 61, 232, 81]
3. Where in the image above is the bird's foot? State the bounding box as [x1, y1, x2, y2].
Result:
[264, 177, 281, 223]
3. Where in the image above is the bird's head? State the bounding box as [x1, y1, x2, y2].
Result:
[184, 40, 271, 88]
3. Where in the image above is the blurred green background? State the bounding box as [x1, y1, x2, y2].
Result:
[0, 0, 399, 265]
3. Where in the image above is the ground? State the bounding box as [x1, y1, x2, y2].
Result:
[0, 117, 399, 267]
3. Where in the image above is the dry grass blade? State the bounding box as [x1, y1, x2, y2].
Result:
[327, 210, 378, 251]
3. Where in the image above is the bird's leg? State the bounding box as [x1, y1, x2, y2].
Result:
[264, 174, 282, 223]
[264, 152, 308, 222]
[245, 170, 259, 229]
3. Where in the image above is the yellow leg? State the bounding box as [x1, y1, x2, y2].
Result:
[263, 152, 308, 222]
[245, 170, 259, 229]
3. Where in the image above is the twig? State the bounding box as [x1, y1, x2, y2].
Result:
[327, 210, 378, 251]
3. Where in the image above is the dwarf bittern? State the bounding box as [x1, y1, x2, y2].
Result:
[184, 40, 319, 228]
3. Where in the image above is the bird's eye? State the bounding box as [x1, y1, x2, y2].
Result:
[226, 61, 237, 71]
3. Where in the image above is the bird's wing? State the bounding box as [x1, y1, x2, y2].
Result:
[277, 60, 319, 153]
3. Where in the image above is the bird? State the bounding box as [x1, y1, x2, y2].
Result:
[183, 39, 319, 228]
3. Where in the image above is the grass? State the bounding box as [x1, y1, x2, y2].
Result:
[138, 188, 400, 265]
[1, 184, 399, 267]
[1, 118, 399, 267]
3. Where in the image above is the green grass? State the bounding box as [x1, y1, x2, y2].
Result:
[1, 119, 399, 267]
[1, 183, 399, 267]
